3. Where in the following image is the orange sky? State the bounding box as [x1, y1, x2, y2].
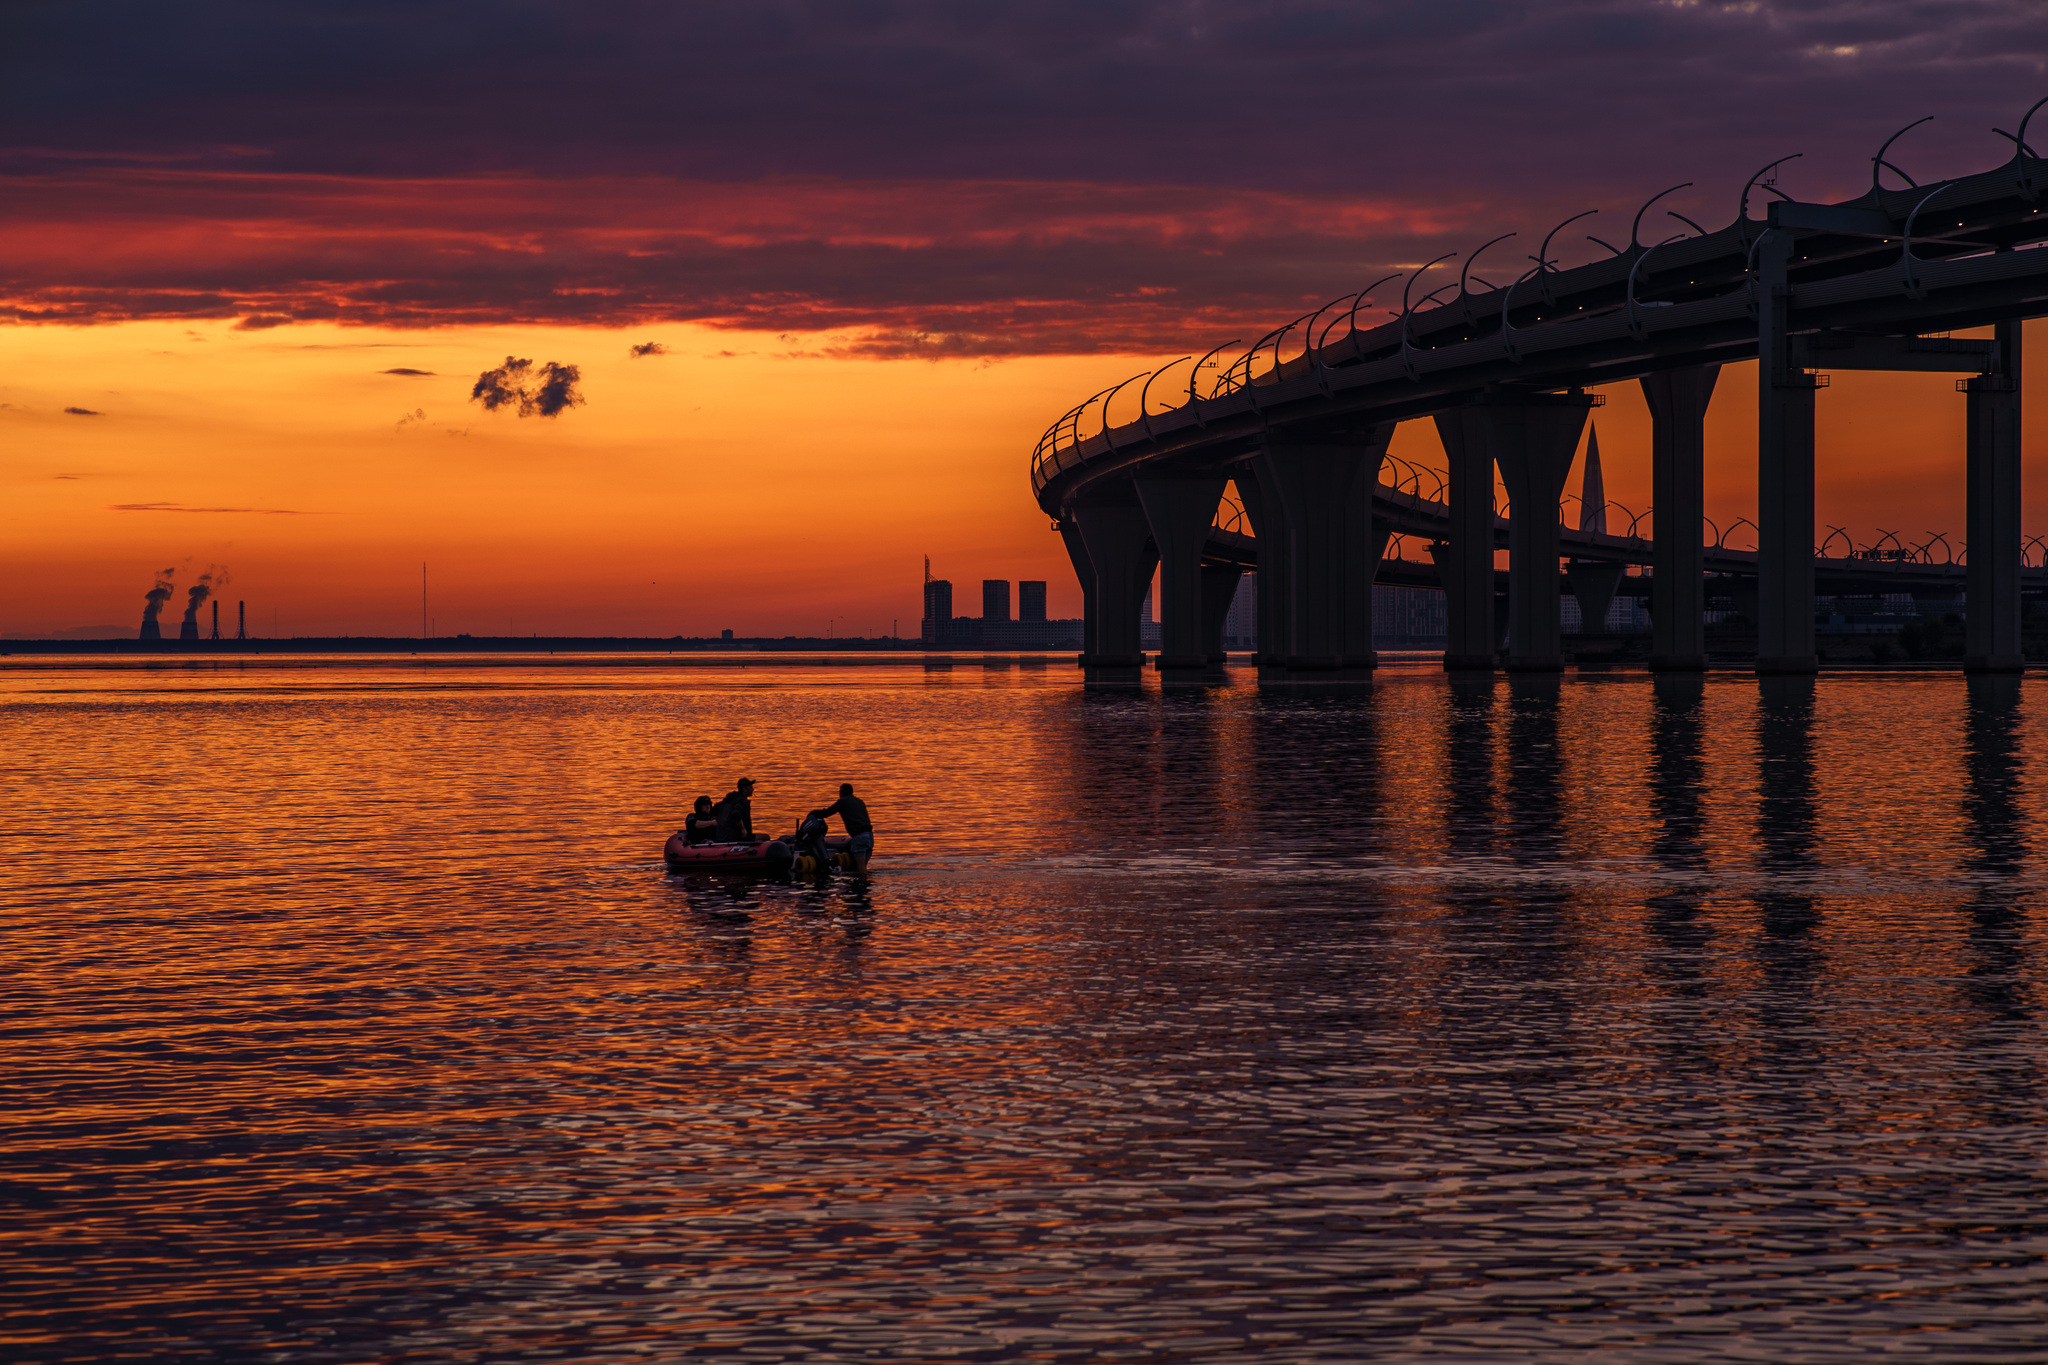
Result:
[2, 322, 1116, 637]
[5, 318, 2046, 639]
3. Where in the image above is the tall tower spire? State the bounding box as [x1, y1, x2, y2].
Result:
[1579, 421, 1608, 534]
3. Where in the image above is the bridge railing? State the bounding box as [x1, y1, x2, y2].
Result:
[1034, 103, 2048, 511]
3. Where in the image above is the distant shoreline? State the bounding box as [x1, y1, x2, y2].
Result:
[0, 636, 972, 656]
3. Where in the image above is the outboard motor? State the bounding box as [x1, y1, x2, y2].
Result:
[793, 815, 833, 875]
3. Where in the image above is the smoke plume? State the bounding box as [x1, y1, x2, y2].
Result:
[178, 569, 228, 641]
[179, 574, 212, 640]
[139, 567, 174, 640]
[470, 356, 584, 417]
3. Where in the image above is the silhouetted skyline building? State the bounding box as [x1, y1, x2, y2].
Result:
[924, 564, 1080, 648]
[921, 578, 953, 644]
[1224, 574, 1256, 648]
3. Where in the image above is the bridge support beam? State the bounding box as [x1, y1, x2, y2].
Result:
[1488, 394, 1596, 673]
[1642, 364, 1720, 670]
[1066, 501, 1156, 687]
[1433, 408, 1499, 669]
[1134, 475, 1227, 683]
[1057, 519, 1098, 658]
[1245, 430, 1392, 681]
[1565, 560, 1626, 637]
[1201, 564, 1243, 671]
[1756, 233, 1819, 675]
[1966, 320, 2025, 674]
[1234, 474, 1289, 679]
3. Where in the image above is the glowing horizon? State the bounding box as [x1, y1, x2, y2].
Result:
[6, 316, 2043, 639]
[1, 320, 1138, 638]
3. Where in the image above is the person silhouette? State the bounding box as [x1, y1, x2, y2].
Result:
[715, 777, 755, 842]
[811, 783, 873, 873]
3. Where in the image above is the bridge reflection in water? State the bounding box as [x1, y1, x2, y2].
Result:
[1033, 108, 2048, 686]
[7, 658, 2048, 1356]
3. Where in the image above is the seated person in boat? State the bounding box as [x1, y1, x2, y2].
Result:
[810, 782, 874, 873]
[683, 796, 718, 845]
[714, 777, 756, 842]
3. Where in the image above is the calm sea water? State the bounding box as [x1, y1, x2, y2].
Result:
[5, 654, 2046, 1363]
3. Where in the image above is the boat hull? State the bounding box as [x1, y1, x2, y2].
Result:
[662, 832, 853, 873]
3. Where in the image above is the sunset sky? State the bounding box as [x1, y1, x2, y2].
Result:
[5, 2, 2048, 637]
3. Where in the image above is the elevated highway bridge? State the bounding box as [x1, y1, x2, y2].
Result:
[1032, 109, 2048, 683]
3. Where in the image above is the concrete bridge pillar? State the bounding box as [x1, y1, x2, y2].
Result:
[1200, 564, 1243, 670]
[1432, 407, 1499, 669]
[1487, 394, 1596, 672]
[1246, 429, 1393, 681]
[1565, 560, 1626, 636]
[1134, 474, 1228, 683]
[1066, 501, 1157, 687]
[1233, 474, 1289, 678]
[1966, 319, 2024, 673]
[1641, 364, 1720, 670]
[1057, 519, 1098, 659]
[1756, 233, 1819, 674]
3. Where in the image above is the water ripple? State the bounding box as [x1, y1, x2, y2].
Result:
[2, 659, 2045, 1361]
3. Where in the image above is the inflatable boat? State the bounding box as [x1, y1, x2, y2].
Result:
[663, 831, 854, 874]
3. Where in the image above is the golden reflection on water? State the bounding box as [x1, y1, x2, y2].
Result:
[3, 655, 2046, 1361]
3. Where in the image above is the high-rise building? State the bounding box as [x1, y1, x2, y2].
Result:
[921, 579, 953, 644]
[922, 563, 1081, 649]
[1224, 573, 1257, 648]
[1139, 586, 1160, 648]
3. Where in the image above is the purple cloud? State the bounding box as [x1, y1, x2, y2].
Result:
[2, 3, 2043, 355]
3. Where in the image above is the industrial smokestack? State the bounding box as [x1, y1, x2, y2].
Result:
[210, 600, 220, 640]
[140, 568, 175, 640]
[237, 600, 246, 640]
[179, 573, 214, 642]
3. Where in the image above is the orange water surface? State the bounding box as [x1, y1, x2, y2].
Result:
[4, 656, 2046, 1361]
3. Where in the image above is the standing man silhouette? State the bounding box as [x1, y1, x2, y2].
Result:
[811, 783, 873, 873]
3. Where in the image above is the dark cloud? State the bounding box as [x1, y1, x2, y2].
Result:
[381, 366, 434, 375]
[109, 501, 307, 513]
[3, 3, 2045, 354]
[471, 356, 531, 412]
[470, 356, 584, 417]
[629, 342, 667, 357]
[0, 171, 1510, 352]
[529, 361, 581, 416]
[5, 2, 2043, 191]
[64, 406, 101, 415]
